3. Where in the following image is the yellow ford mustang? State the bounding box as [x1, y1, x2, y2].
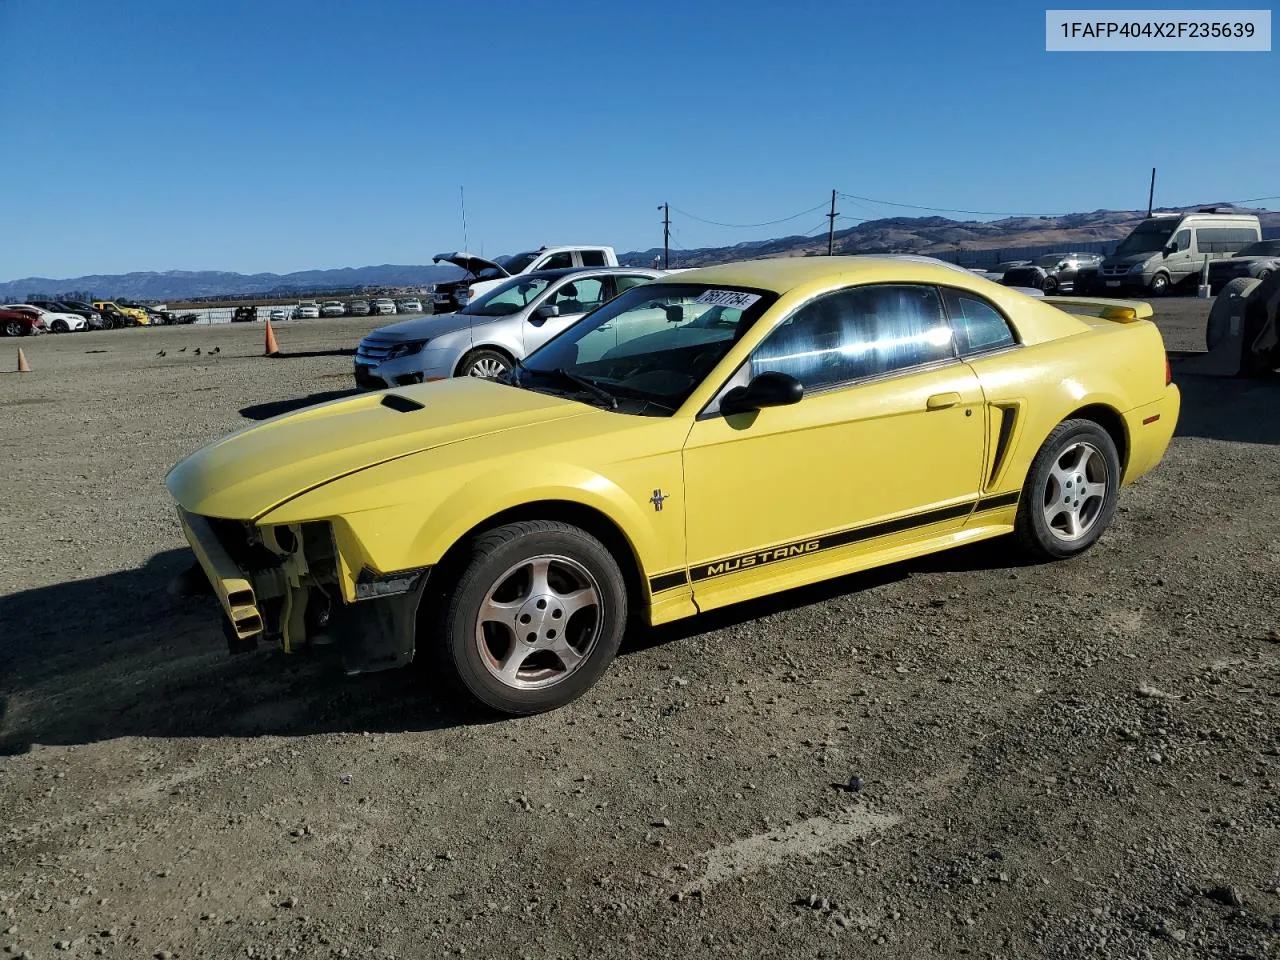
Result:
[167, 256, 1179, 714]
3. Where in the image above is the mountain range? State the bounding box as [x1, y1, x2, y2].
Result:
[4, 205, 1275, 303]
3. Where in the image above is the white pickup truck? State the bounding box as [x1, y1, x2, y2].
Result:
[430, 245, 618, 312]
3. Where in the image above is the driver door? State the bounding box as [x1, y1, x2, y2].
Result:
[681, 283, 987, 611]
[522, 276, 607, 355]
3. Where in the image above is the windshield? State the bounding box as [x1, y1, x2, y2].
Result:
[1237, 241, 1280, 257]
[1115, 221, 1177, 257]
[500, 251, 540, 274]
[461, 276, 553, 316]
[516, 282, 779, 415]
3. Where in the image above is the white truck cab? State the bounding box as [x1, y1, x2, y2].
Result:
[430, 245, 618, 312]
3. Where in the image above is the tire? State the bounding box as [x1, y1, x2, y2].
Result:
[1206, 276, 1261, 350]
[1014, 419, 1121, 562]
[51, 320, 69, 333]
[1041, 276, 1059, 295]
[3, 320, 23, 337]
[456, 347, 513, 379]
[432, 520, 627, 715]
[1148, 272, 1171, 296]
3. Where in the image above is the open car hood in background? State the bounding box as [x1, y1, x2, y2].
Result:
[431, 252, 510, 278]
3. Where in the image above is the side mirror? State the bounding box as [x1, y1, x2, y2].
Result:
[534, 303, 560, 319]
[1162, 244, 1175, 257]
[720, 371, 804, 416]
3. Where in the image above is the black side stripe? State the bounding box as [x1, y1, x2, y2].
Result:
[681, 492, 1022, 585]
[976, 490, 1020, 511]
[648, 570, 690, 593]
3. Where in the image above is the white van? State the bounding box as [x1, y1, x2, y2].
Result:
[1098, 208, 1261, 295]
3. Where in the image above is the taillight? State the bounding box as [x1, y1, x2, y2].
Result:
[1165, 356, 1172, 385]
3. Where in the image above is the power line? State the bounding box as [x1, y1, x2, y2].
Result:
[837, 192, 1062, 218]
[669, 201, 829, 229]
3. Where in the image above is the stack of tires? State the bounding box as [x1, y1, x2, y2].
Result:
[1205, 272, 1280, 375]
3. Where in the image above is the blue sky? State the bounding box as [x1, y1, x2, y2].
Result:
[0, 0, 1273, 279]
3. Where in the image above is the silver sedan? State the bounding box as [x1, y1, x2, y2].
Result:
[354, 267, 664, 388]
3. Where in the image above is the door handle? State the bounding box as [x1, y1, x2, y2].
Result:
[926, 392, 961, 410]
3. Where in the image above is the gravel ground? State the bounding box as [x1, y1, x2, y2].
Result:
[1, 302, 1278, 960]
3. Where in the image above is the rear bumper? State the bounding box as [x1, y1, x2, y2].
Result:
[1122, 385, 1180, 484]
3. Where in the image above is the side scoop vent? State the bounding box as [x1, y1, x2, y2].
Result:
[380, 393, 425, 413]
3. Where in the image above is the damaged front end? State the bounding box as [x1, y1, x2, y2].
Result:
[176, 509, 427, 674]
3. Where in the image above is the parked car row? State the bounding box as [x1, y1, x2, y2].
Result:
[231, 298, 429, 322]
[983, 208, 1267, 298]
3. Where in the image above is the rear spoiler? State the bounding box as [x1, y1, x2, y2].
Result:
[1042, 296, 1153, 323]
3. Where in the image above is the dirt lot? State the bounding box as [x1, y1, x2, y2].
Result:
[1, 301, 1278, 960]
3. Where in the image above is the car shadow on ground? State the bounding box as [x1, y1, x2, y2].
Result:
[239, 389, 361, 420]
[1171, 369, 1280, 446]
[0, 537, 1029, 753]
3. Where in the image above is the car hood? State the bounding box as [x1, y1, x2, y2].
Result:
[364, 312, 477, 342]
[167, 379, 591, 521]
[432, 251, 510, 278]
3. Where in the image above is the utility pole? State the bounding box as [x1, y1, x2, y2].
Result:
[1147, 168, 1156, 218]
[658, 203, 670, 269]
[460, 185, 469, 250]
[827, 189, 838, 256]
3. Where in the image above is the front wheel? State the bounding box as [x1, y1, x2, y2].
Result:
[1148, 272, 1171, 296]
[433, 520, 627, 714]
[51, 320, 69, 333]
[1041, 276, 1058, 295]
[1014, 419, 1121, 561]
[457, 348, 512, 379]
[4, 320, 24, 337]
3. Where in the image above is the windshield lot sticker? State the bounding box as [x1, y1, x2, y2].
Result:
[694, 290, 761, 309]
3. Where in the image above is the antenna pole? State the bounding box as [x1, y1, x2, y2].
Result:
[460, 185, 469, 250]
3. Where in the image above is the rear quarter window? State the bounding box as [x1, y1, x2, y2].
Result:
[942, 288, 1017, 355]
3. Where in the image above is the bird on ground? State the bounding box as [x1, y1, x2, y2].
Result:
[211, 346, 220, 354]
[179, 346, 187, 353]
[155, 350, 166, 357]
[193, 347, 201, 356]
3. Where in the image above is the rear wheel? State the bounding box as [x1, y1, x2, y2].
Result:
[4, 320, 23, 337]
[432, 520, 627, 714]
[457, 347, 512, 379]
[1015, 419, 1121, 561]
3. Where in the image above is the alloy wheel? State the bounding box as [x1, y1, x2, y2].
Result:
[467, 355, 509, 379]
[1041, 441, 1109, 542]
[474, 554, 602, 691]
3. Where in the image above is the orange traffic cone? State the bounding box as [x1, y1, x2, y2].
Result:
[17, 347, 30, 372]
[264, 319, 280, 357]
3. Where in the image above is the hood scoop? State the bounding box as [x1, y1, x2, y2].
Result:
[380, 393, 425, 413]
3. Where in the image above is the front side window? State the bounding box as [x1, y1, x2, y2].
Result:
[501, 251, 540, 274]
[462, 276, 553, 316]
[547, 277, 605, 314]
[1174, 229, 1191, 252]
[538, 252, 574, 270]
[750, 284, 953, 391]
[580, 250, 607, 267]
[942, 288, 1017, 355]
